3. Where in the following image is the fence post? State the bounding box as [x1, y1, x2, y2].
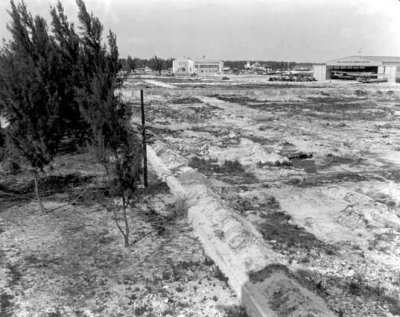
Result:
[140, 90, 148, 187]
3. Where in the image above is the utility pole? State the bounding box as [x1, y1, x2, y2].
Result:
[140, 90, 148, 187]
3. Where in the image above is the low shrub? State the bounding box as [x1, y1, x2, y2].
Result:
[5, 159, 21, 175]
[173, 197, 189, 218]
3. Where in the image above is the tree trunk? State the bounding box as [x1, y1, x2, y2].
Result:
[124, 234, 129, 247]
[122, 197, 129, 247]
[111, 202, 130, 247]
[33, 170, 45, 214]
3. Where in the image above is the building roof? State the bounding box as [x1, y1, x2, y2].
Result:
[194, 60, 222, 63]
[361, 56, 400, 63]
[174, 57, 222, 64]
[173, 57, 193, 62]
[326, 56, 400, 66]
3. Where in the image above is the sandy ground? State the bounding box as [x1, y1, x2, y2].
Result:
[2, 74, 400, 317]
[0, 154, 244, 317]
[126, 75, 400, 316]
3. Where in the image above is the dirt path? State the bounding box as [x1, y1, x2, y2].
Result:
[144, 79, 177, 89]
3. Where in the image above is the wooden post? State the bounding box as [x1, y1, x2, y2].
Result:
[140, 90, 148, 187]
[33, 169, 46, 214]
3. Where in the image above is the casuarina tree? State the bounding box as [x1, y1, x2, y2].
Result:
[50, 1, 91, 145]
[74, 0, 142, 246]
[0, 1, 65, 213]
[0, 0, 141, 245]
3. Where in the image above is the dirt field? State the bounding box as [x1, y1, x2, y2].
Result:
[126, 75, 400, 317]
[1, 74, 400, 317]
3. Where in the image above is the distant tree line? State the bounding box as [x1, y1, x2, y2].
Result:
[119, 55, 174, 74]
[119, 59, 313, 74]
[0, 0, 140, 246]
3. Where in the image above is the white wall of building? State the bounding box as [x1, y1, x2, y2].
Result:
[172, 59, 194, 74]
[379, 65, 398, 82]
[194, 61, 223, 75]
[313, 64, 327, 81]
[173, 58, 223, 75]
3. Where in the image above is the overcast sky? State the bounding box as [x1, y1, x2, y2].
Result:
[0, 0, 399, 62]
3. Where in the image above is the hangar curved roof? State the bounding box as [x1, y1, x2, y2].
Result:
[326, 56, 400, 66]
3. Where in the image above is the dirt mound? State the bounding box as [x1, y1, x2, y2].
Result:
[209, 138, 286, 167]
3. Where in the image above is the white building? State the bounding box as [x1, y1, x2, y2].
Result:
[313, 56, 400, 83]
[172, 58, 223, 75]
[193, 59, 223, 74]
[313, 63, 327, 81]
[172, 58, 195, 74]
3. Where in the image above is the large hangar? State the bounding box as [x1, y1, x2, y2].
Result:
[313, 56, 400, 83]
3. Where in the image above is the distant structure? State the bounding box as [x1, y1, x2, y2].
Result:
[243, 61, 271, 73]
[172, 57, 223, 75]
[313, 56, 400, 83]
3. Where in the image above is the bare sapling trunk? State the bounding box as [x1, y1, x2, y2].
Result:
[109, 151, 131, 247]
[33, 170, 45, 214]
[111, 198, 130, 247]
[122, 195, 129, 247]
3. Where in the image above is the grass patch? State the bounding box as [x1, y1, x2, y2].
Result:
[188, 156, 218, 173]
[245, 135, 274, 145]
[258, 211, 338, 255]
[0, 292, 14, 317]
[211, 95, 261, 106]
[213, 265, 229, 287]
[287, 171, 369, 187]
[306, 96, 362, 104]
[3, 159, 21, 175]
[223, 193, 280, 215]
[138, 181, 170, 197]
[170, 97, 203, 104]
[6, 263, 22, 286]
[189, 157, 245, 174]
[346, 274, 400, 315]
[354, 90, 368, 97]
[294, 269, 400, 316]
[222, 160, 246, 173]
[149, 105, 214, 123]
[291, 158, 317, 173]
[269, 150, 317, 173]
[189, 156, 257, 184]
[161, 308, 176, 316]
[249, 264, 289, 283]
[165, 197, 189, 219]
[221, 305, 249, 317]
[171, 198, 189, 218]
[243, 96, 388, 121]
[134, 306, 150, 316]
[317, 154, 363, 170]
[0, 173, 95, 198]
